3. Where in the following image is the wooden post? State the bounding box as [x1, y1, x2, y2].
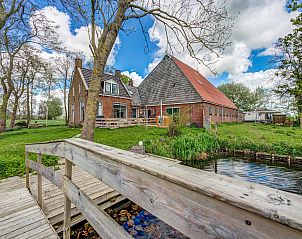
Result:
[37, 153, 42, 207]
[25, 151, 30, 189]
[63, 159, 72, 239]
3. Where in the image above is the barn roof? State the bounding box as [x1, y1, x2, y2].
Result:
[171, 56, 237, 109]
[138, 55, 237, 109]
[80, 68, 131, 99]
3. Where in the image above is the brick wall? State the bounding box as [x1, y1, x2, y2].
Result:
[68, 68, 132, 127]
[99, 95, 132, 118]
[144, 102, 239, 127]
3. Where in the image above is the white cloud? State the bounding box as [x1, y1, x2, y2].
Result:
[122, 71, 144, 86]
[227, 69, 279, 90]
[37, 6, 120, 66]
[258, 44, 282, 57]
[147, 0, 296, 76]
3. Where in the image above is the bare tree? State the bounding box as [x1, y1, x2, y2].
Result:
[9, 56, 28, 128]
[0, 3, 60, 132]
[58, 0, 233, 141]
[0, 0, 25, 30]
[55, 51, 78, 125]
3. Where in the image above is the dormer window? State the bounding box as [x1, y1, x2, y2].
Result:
[104, 81, 119, 95]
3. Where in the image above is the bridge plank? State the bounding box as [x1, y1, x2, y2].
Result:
[25, 139, 302, 239]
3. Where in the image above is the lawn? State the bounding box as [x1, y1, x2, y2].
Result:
[1, 123, 302, 179]
[217, 123, 302, 156]
[0, 126, 80, 179]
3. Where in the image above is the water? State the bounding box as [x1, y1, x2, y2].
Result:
[183, 157, 302, 195]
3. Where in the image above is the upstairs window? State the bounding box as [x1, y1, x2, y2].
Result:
[104, 81, 119, 95]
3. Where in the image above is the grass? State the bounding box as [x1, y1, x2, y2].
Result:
[1, 122, 302, 179]
[6, 119, 66, 128]
[217, 123, 302, 156]
[0, 126, 80, 179]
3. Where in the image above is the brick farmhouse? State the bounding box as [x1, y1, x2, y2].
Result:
[69, 55, 240, 127]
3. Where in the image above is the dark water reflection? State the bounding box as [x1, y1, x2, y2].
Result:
[183, 158, 302, 196]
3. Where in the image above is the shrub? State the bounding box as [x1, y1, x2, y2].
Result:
[15, 121, 27, 128]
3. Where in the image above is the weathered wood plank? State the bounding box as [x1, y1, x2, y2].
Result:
[63, 176, 132, 239]
[37, 153, 43, 207]
[25, 139, 302, 239]
[26, 159, 63, 188]
[63, 159, 72, 239]
[0, 188, 59, 239]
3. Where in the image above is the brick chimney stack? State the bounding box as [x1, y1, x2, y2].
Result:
[115, 70, 121, 78]
[129, 79, 134, 86]
[75, 58, 82, 68]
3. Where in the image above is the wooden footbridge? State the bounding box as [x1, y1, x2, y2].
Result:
[1, 138, 302, 238]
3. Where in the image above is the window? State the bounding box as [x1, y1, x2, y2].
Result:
[97, 101, 103, 116]
[166, 107, 179, 116]
[79, 83, 82, 94]
[105, 82, 111, 93]
[113, 103, 127, 118]
[72, 86, 75, 96]
[104, 81, 118, 95]
[132, 108, 137, 118]
[80, 101, 85, 121]
[112, 83, 118, 94]
[71, 104, 75, 122]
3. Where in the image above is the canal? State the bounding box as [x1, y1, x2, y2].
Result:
[183, 157, 302, 196]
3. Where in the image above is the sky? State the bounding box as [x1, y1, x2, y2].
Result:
[37, 0, 297, 89]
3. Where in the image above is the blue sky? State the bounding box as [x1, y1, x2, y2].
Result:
[39, 0, 297, 88]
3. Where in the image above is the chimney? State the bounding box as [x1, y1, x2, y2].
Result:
[75, 58, 82, 68]
[115, 70, 121, 78]
[129, 79, 133, 86]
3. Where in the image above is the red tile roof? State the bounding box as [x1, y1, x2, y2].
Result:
[171, 56, 237, 109]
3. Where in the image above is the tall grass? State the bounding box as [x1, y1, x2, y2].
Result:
[172, 133, 219, 160]
[145, 132, 219, 161]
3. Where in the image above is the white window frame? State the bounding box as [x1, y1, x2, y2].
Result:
[71, 104, 75, 122]
[80, 101, 85, 122]
[97, 101, 103, 116]
[104, 80, 119, 95]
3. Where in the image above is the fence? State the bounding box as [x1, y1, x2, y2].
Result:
[95, 118, 157, 128]
[25, 138, 302, 239]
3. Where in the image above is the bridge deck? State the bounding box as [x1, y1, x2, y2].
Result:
[0, 164, 123, 236]
[0, 188, 59, 239]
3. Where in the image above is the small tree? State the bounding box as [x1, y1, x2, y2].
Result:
[275, 0, 302, 126]
[218, 82, 266, 111]
[47, 97, 63, 120]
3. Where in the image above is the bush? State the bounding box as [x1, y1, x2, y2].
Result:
[15, 121, 27, 128]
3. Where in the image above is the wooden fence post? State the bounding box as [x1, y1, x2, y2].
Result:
[37, 153, 43, 207]
[63, 159, 72, 239]
[25, 151, 29, 189]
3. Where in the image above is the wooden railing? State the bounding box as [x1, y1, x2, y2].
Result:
[25, 138, 302, 239]
[95, 117, 157, 128]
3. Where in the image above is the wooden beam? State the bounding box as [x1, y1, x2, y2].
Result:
[25, 139, 302, 239]
[63, 176, 132, 239]
[26, 159, 131, 239]
[63, 159, 72, 239]
[25, 159, 63, 189]
[25, 151, 29, 189]
[37, 153, 42, 208]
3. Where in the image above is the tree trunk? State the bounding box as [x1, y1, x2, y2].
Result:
[26, 82, 31, 127]
[81, 1, 129, 141]
[64, 77, 68, 126]
[0, 93, 10, 132]
[9, 95, 19, 128]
